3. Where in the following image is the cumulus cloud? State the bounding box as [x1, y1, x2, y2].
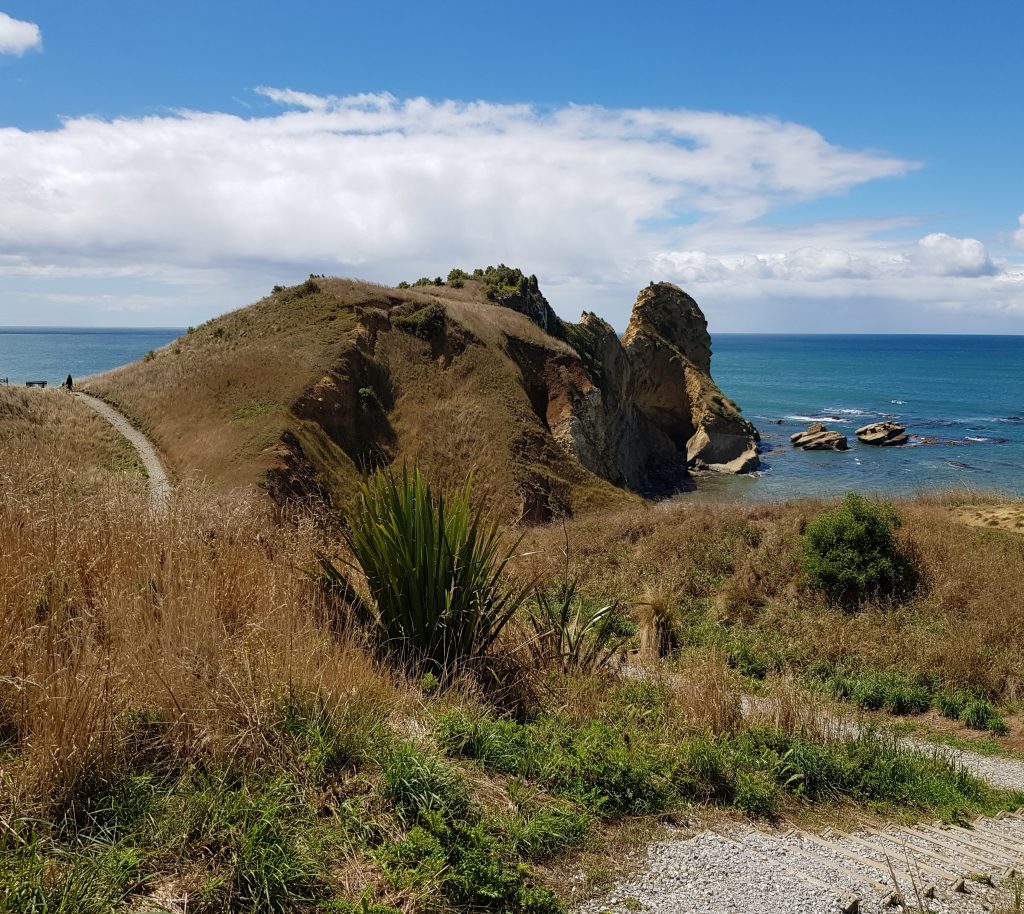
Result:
[0, 11, 41, 55]
[0, 89, 1021, 327]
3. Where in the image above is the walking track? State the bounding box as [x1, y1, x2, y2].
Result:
[582, 687, 1024, 913]
[75, 392, 171, 508]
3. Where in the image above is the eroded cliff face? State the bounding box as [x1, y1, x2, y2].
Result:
[503, 281, 759, 496]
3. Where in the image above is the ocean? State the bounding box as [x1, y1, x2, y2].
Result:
[0, 327, 182, 387]
[1, 328, 1021, 499]
[703, 334, 1024, 499]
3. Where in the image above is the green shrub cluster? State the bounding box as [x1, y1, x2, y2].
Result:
[823, 669, 1009, 733]
[800, 494, 917, 606]
[392, 303, 446, 339]
[447, 268, 469, 288]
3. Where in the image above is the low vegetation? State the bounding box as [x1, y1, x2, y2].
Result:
[2, 389, 1023, 912]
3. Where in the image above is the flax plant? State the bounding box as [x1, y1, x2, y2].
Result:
[338, 466, 527, 680]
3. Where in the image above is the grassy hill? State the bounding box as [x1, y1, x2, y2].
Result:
[2, 378, 1024, 912]
[85, 274, 636, 519]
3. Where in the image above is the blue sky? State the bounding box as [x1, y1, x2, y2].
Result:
[1, 1, 1022, 331]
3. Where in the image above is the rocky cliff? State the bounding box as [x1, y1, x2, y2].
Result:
[505, 280, 760, 495]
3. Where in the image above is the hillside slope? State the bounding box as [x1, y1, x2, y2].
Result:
[86, 271, 757, 519]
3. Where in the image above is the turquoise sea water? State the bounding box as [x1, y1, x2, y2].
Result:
[1, 328, 1021, 499]
[0, 327, 182, 386]
[703, 334, 1024, 499]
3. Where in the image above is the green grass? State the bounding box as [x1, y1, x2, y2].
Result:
[437, 707, 1020, 824]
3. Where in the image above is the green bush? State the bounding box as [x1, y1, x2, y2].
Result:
[396, 280, 410, 289]
[341, 466, 528, 678]
[392, 303, 446, 340]
[800, 493, 916, 606]
[411, 277, 434, 287]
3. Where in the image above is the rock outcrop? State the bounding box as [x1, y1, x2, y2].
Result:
[791, 423, 849, 451]
[856, 421, 909, 446]
[502, 281, 759, 496]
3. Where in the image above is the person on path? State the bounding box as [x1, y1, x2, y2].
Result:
[64, 374, 73, 391]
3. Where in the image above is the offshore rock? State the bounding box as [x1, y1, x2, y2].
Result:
[791, 423, 849, 451]
[856, 421, 909, 446]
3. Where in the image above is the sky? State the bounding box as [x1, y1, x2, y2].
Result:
[1, 2, 1023, 333]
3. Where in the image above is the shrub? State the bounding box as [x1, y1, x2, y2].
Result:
[341, 466, 528, 679]
[396, 280, 410, 289]
[392, 303, 446, 340]
[411, 277, 434, 287]
[800, 494, 916, 606]
[290, 277, 321, 298]
[357, 386, 383, 411]
[447, 268, 469, 289]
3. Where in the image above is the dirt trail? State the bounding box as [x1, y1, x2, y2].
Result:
[74, 392, 171, 508]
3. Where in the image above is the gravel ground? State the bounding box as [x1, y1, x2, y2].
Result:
[577, 814, 1024, 914]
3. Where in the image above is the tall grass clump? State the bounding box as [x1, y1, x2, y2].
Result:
[341, 466, 528, 679]
[800, 493, 917, 607]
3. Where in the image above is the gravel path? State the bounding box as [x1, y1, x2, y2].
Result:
[577, 813, 1024, 914]
[75, 392, 170, 509]
[580, 690, 1024, 914]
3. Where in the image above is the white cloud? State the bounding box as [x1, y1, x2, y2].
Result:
[0, 11, 40, 55]
[0, 89, 1021, 328]
[1013, 213, 1024, 250]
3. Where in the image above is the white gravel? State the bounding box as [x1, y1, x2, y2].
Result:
[576, 815, 1024, 914]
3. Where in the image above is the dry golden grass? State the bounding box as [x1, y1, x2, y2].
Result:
[83, 279, 382, 491]
[0, 386, 144, 493]
[516, 493, 1024, 703]
[0, 414, 406, 812]
[83, 276, 632, 521]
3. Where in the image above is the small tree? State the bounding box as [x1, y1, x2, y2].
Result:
[800, 493, 916, 607]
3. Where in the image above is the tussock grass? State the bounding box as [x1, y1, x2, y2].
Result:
[517, 494, 1024, 706]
